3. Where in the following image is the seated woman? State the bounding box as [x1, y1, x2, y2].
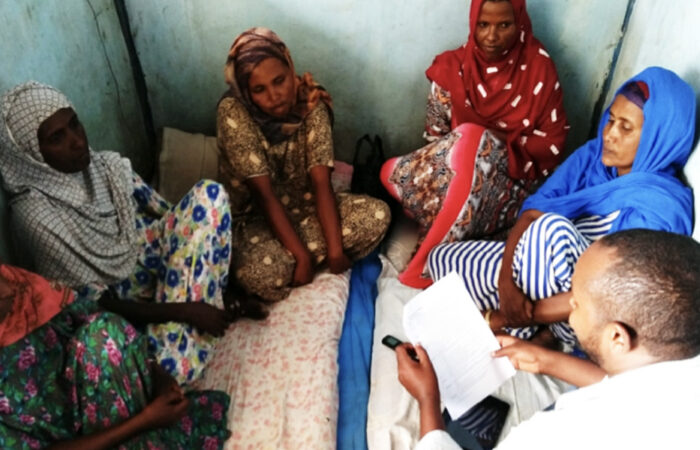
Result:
[217, 27, 391, 303]
[0, 263, 229, 449]
[428, 67, 695, 346]
[0, 82, 233, 385]
[381, 0, 568, 288]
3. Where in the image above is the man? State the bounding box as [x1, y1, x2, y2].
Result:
[397, 229, 700, 449]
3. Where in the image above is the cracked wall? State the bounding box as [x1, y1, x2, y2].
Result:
[0, 0, 151, 262]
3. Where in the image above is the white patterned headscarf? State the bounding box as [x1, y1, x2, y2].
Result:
[0, 81, 137, 287]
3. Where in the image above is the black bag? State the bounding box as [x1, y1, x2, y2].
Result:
[351, 134, 390, 204]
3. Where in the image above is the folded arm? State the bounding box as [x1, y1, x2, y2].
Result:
[498, 209, 544, 327]
[98, 291, 233, 337]
[487, 291, 572, 333]
[132, 172, 171, 218]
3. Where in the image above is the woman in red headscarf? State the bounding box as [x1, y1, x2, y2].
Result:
[381, 0, 568, 288]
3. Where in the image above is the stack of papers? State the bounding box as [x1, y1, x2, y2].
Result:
[403, 272, 516, 417]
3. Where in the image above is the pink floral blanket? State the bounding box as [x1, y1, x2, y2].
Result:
[198, 272, 350, 449]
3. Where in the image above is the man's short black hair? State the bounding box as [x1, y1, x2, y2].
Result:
[592, 229, 700, 360]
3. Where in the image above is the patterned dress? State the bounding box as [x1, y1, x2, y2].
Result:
[82, 176, 232, 386]
[217, 97, 390, 302]
[422, 82, 540, 238]
[0, 297, 230, 449]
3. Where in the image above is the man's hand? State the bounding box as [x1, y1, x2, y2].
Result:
[493, 335, 548, 374]
[498, 276, 534, 327]
[183, 303, 234, 337]
[396, 343, 440, 406]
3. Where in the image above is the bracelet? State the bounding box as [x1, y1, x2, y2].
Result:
[484, 310, 493, 328]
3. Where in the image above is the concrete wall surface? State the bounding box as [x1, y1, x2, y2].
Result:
[604, 0, 700, 240]
[2, 0, 699, 260]
[125, 0, 628, 161]
[0, 0, 151, 261]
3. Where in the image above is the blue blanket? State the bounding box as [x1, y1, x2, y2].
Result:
[337, 250, 381, 450]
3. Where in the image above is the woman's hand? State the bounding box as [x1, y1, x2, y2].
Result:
[327, 251, 352, 274]
[497, 209, 542, 327]
[498, 275, 534, 327]
[396, 343, 440, 406]
[493, 335, 548, 374]
[292, 250, 314, 286]
[183, 303, 234, 337]
[139, 386, 189, 430]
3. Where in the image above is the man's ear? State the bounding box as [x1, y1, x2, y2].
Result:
[604, 321, 636, 355]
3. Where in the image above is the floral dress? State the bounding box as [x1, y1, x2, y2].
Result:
[217, 97, 390, 301]
[0, 297, 230, 449]
[81, 176, 232, 386]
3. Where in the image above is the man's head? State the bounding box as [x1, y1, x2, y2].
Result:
[569, 229, 700, 374]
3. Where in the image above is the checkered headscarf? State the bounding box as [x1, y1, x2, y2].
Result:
[0, 81, 137, 287]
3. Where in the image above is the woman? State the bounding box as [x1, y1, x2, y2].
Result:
[0, 82, 232, 385]
[381, 0, 568, 288]
[0, 263, 230, 449]
[428, 67, 695, 346]
[217, 27, 391, 303]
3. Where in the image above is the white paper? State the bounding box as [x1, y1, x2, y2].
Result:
[403, 272, 516, 418]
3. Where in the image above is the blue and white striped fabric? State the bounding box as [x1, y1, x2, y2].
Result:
[428, 211, 619, 345]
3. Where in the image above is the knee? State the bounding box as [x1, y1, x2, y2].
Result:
[528, 213, 577, 237]
[372, 198, 391, 233]
[233, 250, 294, 292]
[380, 158, 400, 198]
[191, 180, 230, 211]
[74, 312, 128, 345]
[341, 195, 391, 232]
[427, 245, 442, 278]
[453, 122, 487, 137]
[427, 242, 451, 279]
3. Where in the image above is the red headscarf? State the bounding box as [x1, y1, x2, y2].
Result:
[426, 0, 568, 179]
[0, 264, 74, 347]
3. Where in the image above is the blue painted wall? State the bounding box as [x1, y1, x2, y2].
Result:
[0, 0, 150, 262]
[2, 0, 699, 262]
[125, 0, 627, 160]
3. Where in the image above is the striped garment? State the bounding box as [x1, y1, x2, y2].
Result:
[428, 211, 619, 346]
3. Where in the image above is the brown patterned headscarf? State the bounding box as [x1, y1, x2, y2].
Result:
[223, 27, 333, 145]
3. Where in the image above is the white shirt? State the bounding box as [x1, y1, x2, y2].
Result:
[417, 354, 700, 450]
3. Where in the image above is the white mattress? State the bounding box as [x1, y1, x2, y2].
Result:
[367, 256, 572, 449]
[198, 271, 350, 449]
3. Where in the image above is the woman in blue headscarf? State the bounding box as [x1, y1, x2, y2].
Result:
[428, 66, 695, 346]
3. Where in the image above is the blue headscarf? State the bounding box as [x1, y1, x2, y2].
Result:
[521, 66, 695, 235]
